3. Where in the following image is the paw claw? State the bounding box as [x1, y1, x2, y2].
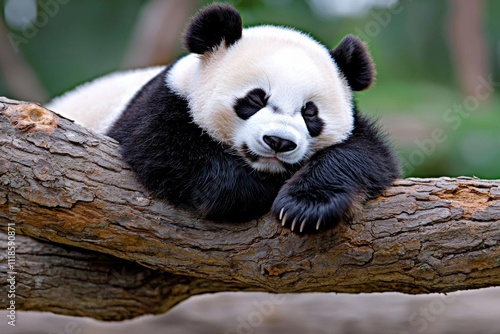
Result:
[273, 184, 353, 232]
[300, 219, 306, 233]
[282, 212, 288, 226]
[279, 207, 285, 220]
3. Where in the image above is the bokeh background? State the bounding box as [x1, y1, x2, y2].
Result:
[1, 0, 499, 333]
[1, 0, 499, 179]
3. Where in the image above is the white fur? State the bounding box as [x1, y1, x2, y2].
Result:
[167, 26, 354, 172]
[46, 66, 163, 134]
[238, 106, 310, 173]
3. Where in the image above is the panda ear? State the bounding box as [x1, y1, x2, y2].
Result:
[183, 3, 243, 54]
[330, 35, 375, 91]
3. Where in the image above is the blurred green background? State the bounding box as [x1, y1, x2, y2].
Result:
[1, 0, 499, 178]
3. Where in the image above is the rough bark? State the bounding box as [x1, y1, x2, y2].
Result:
[0, 233, 245, 320]
[1, 98, 499, 319]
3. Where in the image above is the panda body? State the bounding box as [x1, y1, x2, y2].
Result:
[47, 3, 400, 232]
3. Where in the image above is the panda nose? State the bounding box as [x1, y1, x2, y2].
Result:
[263, 135, 297, 153]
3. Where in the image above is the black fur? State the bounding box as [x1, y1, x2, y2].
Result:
[107, 66, 290, 222]
[330, 35, 375, 91]
[183, 3, 242, 54]
[271, 111, 401, 233]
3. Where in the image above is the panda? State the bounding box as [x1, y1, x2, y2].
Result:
[47, 3, 400, 233]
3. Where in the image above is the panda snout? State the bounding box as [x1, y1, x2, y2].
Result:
[263, 135, 297, 153]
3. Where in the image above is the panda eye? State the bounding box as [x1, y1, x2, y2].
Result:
[234, 88, 268, 120]
[301, 102, 318, 117]
[246, 88, 268, 108]
[301, 102, 323, 137]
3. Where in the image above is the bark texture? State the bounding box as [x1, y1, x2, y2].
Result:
[0, 233, 245, 320]
[1, 98, 499, 320]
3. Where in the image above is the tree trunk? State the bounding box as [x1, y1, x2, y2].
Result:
[1, 98, 499, 320]
[447, 0, 490, 97]
[0, 20, 48, 102]
[122, 0, 196, 68]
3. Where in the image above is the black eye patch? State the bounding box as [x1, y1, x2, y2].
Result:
[234, 88, 268, 120]
[301, 102, 323, 137]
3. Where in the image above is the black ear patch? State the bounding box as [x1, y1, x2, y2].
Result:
[330, 35, 375, 91]
[183, 3, 243, 54]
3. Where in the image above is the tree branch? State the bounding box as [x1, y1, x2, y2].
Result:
[1, 98, 499, 319]
[0, 233, 247, 320]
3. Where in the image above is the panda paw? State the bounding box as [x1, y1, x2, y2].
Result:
[271, 186, 358, 233]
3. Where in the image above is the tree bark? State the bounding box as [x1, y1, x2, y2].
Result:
[1, 98, 500, 320]
[0, 233, 246, 320]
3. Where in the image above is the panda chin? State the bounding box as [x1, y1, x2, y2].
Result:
[252, 158, 288, 174]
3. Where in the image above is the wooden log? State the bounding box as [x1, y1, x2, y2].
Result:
[0, 233, 246, 320]
[1, 97, 499, 319]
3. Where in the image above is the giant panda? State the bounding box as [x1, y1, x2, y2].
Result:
[47, 3, 400, 233]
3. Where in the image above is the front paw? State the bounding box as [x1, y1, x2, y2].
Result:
[271, 187, 356, 233]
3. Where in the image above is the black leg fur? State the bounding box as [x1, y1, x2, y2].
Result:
[107, 66, 290, 222]
[271, 111, 401, 233]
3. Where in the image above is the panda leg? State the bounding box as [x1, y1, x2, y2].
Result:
[271, 114, 401, 233]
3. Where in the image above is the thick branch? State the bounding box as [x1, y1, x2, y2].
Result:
[0, 233, 245, 320]
[1, 98, 500, 318]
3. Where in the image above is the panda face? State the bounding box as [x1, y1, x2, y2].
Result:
[168, 26, 355, 173]
[234, 88, 315, 173]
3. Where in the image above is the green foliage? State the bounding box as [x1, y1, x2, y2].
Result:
[358, 82, 500, 178]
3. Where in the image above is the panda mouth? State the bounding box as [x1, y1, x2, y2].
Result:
[240, 144, 293, 172]
[243, 146, 282, 164]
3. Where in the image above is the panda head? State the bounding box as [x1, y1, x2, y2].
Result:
[168, 3, 375, 173]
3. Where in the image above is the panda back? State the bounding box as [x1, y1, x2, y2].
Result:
[46, 66, 164, 134]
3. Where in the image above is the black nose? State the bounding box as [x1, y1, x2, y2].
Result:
[263, 135, 297, 153]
